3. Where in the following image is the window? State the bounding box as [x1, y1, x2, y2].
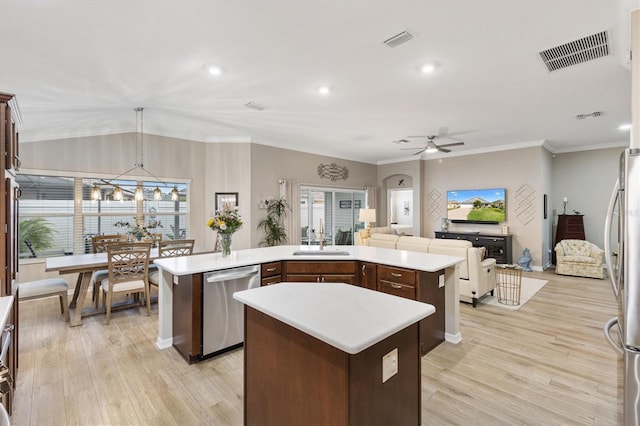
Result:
[299, 186, 366, 246]
[17, 173, 189, 257]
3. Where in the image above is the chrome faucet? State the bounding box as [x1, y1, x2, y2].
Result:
[318, 228, 325, 250]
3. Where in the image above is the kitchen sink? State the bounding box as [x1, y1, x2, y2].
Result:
[292, 250, 350, 256]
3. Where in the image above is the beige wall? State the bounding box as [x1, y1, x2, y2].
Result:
[422, 147, 546, 267]
[20, 132, 209, 251]
[249, 144, 377, 247]
[18, 131, 623, 274]
[551, 147, 622, 251]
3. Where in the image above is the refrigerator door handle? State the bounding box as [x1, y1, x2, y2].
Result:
[604, 316, 624, 355]
[604, 178, 620, 299]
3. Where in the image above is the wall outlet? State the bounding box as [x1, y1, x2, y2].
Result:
[382, 348, 398, 383]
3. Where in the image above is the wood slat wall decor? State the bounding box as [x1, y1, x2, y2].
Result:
[12, 270, 621, 425]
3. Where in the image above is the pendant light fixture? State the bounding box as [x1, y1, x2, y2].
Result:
[92, 107, 175, 201]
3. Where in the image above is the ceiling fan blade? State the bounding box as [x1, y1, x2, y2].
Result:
[437, 141, 465, 148]
[400, 147, 425, 150]
[437, 147, 451, 153]
[412, 149, 425, 155]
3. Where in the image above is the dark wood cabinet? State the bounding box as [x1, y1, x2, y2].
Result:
[244, 307, 421, 425]
[553, 214, 585, 264]
[377, 265, 445, 355]
[435, 231, 513, 264]
[0, 92, 20, 414]
[172, 274, 202, 364]
[283, 260, 356, 284]
[358, 262, 377, 290]
[260, 261, 282, 286]
[171, 259, 446, 364]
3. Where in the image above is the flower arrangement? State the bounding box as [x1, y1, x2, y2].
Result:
[207, 205, 243, 235]
[114, 218, 162, 241]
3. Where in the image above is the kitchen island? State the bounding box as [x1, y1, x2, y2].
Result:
[153, 245, 464, 359]
[234, 282, 434, 425]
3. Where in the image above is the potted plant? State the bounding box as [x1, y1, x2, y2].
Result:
[18, 217, 56, 258]
[257, 198, 290, 247]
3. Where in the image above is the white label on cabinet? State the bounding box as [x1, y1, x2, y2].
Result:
[382, 348, 398, 383]
[438, 274, 445, 288]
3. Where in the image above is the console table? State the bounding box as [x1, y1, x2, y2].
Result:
[434, 231, 512, 264]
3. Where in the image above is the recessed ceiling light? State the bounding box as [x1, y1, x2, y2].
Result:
[208, 66, 222, 76]
[316, 85, 330, 95]
[619, 123, 632, 130]
[421, 63, 435, 73]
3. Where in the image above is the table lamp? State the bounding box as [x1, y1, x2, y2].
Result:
[359, 208, 377, 238]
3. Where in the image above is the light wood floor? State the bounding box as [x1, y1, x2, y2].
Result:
[11, 270, 622, 425]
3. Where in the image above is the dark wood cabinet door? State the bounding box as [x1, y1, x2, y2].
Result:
[359, 262, 377, 290]
[417, 271, 445, 354]
[172, 274, 202, 363]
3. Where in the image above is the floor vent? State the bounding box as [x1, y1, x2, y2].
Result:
[383, 30, 414, 48]
[539, 31, 609, 72]
[244, 102, 266, 111]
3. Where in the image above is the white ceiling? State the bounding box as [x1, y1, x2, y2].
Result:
[0, 0, 637, 164]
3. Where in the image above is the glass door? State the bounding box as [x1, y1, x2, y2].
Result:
[299, 187, 366, 246]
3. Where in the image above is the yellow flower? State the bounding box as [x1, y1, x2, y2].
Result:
[207, 218, 214, 227]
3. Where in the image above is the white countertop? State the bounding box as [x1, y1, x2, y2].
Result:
[233, 282, 434, 354]
[154, 245, 463, 276]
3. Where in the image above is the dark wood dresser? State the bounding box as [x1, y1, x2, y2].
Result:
[553, 214, 585, 264]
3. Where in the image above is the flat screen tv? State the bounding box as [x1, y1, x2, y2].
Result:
[447, 188, 506, 224]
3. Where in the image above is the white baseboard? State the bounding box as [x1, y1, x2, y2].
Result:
[156, 337, 173, 350]
[445, 332, 462, 344]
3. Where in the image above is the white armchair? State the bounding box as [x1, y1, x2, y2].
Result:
[427, 239, 497, 307]
[555, 239, 604, 279]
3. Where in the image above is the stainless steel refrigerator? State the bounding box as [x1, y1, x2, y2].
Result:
[604, 148, 640, 425]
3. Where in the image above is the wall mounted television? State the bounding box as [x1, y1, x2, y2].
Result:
[446, 188, 506, 224]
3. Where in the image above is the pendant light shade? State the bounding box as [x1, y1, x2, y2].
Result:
[91, 183, 101, 201]
[97, 108, 178, 202]
[113, 185, 123, 201]
[134, 186, 144, 201]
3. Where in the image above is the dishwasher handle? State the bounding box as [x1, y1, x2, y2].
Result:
[206, 267, 259, 283]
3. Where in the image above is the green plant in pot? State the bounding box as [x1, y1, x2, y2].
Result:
[19, 217, 56, 258]
[257, 198, 290, 247]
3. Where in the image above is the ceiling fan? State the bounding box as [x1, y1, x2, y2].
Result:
[396, 135, 465, 155]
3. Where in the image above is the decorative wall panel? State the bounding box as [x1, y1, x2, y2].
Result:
[515, 184, 536, 225]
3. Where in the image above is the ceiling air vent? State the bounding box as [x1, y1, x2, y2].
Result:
[244, 102, 267, 111]
[575, 111, 604, 120]
[539, 31, 609, 72]
[383, 30, 414, 48]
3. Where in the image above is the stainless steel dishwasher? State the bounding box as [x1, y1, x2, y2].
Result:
[202, 265, 261, 358]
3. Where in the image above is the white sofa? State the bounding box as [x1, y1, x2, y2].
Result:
[367, 234, 497, 307]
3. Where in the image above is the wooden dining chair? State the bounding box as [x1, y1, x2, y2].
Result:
[100, 242, 152, 325]
[148, 239, 195, 287]
[91, 234, 128, 308]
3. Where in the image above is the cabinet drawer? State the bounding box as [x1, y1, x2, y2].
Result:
[261, 276, 282, 286]
[285, 274, 322, 283]
[321, 274, 355, 285]
[378, 265, 416, 286]
[285, 261, 356, 275]
[261, 262, 282, 278]
[379, 280, 416, 300]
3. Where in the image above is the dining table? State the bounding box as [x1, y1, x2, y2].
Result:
[45, 249, 159, 327]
